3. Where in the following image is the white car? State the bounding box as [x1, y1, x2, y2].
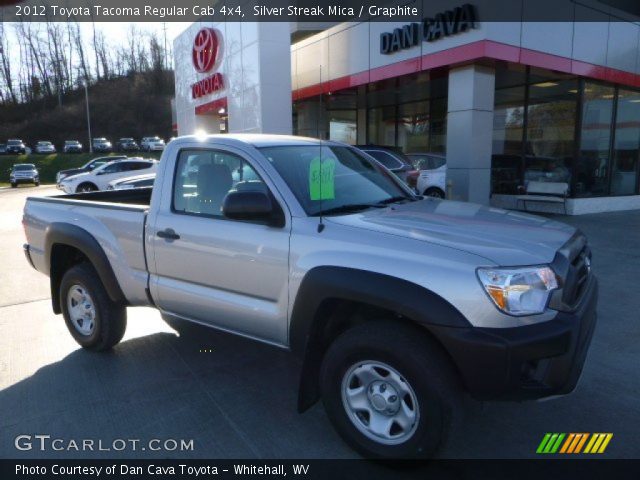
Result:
[59, 159, 158, 194]
[107, 173, 156, 191]
[408, 153, 447, 198]
[140, 136, 165, 151]
[34, 141, 56, 154]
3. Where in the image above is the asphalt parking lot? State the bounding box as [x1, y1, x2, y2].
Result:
[0, 185, 638, 459]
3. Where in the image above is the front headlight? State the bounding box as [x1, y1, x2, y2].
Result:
[477, 266, 558, 316]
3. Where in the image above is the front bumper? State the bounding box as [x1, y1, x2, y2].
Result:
[11, 177, 38, 184]
[430, 276, 598, 401]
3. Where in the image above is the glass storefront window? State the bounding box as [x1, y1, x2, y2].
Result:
[398, 101, 429, 153]
[429, 98, 447, 153]
[575, 83, 615, 197]
[492, 86, 525, 194]
[329, 110, 357, 145]
[368, 106, 397, 145]
[293, 98, 328, 139]
[524, 78, 577, 185]
[611, 89, 640, 195]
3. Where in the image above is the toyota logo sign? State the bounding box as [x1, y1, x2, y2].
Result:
[192, 28, 222, 73]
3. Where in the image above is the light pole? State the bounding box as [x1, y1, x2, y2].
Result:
[84, 81, 93, 153]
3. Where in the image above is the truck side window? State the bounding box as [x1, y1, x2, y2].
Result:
[173, 149, 266, 218]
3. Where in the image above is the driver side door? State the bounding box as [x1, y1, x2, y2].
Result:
[148, 146, 291, 346]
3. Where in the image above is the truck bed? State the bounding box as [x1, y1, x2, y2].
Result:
[24, 188, 152, 307]
[54, 186, 153, 206]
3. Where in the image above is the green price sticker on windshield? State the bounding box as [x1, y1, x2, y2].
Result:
[309, 156, 336, 200]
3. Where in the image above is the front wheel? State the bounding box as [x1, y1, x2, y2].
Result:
[320, 321, 461, 459]
[60, 263, 127, 351]
[11, 183, 17, 188]
[76, 183, 97, 193]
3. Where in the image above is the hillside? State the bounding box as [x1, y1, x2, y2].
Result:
[0, 70, 175, 148]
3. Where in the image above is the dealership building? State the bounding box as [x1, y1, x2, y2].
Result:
[173, 1, 640, 214]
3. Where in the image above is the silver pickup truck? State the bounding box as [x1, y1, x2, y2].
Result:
[23, 134, 598, 459]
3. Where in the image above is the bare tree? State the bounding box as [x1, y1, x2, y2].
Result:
[0, 23, 18, 103]
[69, 20, 90, 82]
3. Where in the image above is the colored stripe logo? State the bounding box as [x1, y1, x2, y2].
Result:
[537, 433, 613, 454]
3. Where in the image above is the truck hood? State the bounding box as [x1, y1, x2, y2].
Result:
[326, 199, 575, 265]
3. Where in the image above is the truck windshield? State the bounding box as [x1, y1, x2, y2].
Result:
[14, 164, 35, 171]
[259, 145, 413, 216]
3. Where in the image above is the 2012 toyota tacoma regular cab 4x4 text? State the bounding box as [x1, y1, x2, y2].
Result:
[22, 134, 598, 459]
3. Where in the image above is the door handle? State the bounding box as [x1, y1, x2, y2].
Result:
[157, 228, 180, 240]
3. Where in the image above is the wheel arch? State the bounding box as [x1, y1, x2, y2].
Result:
[44, 223, 127, 314]
[76, 181, 98, 192]
[289, 266, 470, 412]
[423, 186, 446, 197]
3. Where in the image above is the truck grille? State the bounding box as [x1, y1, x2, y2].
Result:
[550, 232, 592, 311]
[571, 247, 591, 303]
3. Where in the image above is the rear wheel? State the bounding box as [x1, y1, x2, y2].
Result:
[76, 182, 98, 193]
[424, 187, 445, 199]
[60, 263, 126, 351]
[320, 320, 461, 459]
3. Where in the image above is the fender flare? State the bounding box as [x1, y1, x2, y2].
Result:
[44, 222, 127, 313]
[289, 266, 470, 411]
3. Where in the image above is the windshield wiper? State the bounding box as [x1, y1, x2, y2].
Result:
[313, 203, 386, 216]
[375, 196, 414, 205]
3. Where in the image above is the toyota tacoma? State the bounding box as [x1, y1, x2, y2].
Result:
[22, 134, 597, 459]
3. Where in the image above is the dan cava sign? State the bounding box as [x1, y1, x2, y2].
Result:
[380, 4, 477, 54]
[191, 28, 225, 99]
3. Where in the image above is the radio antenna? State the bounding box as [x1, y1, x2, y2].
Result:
[317, 66, 325, 233]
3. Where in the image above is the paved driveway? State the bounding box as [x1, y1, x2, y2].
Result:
[0, 186, 638, 458]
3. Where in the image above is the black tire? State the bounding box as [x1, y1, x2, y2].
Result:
[320, 320, 461, 459]
[11, 183, 17, 188]
[59, 263, 127, 351]
[34, 181, 40, 187]
[76, 182, 98, 193]
[424, 187, 445, 199]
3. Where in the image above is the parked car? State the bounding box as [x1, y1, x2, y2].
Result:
[407, 152, 447, 198]
[24, 134, 598, 460]
[116, 138, 140, 152]
[92, 138, 113, 153]
[140, 136, 166, 151]
[0, 144, 6, 154]
[58, 158, 158, 193]
[355, 145, 419, 188]
[56, 156, 128, 184]
[6, 139, 26, 155]
[10, 163, 39, 187]
[63, 140, 83, 153]
[107, 173, 156, 191]
[34, 141, 56, 154]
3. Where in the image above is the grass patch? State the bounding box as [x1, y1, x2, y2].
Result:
[0, 152, 162, 184]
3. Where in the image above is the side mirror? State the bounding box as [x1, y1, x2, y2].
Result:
[222, 190, 276, 223]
